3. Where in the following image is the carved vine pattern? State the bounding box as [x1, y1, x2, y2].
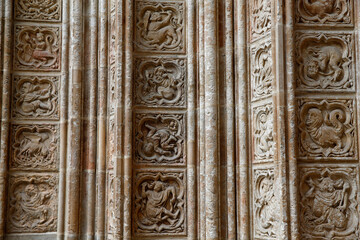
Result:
[15, 0, 61, 21]
[254, 104, 274, 161]
[251, 0, 271, 40]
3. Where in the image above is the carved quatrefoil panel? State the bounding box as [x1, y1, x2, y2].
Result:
[134, 57, 186, 107]
[134, 1, 185, 53]
[134, 113, 185, 165]
[10, 124, 59, 170]
[296, 32, 354, 90]
[299, 167, 359, 239]
[298, 99, 355, 159]
[12, 75, 59, 119]
[14, 25, 61, 71]
[253, 168, 277, 239]
[7, 174, 58, 233]
[133, 170, 186, 235]
[295, 0, 352, 25]
[15, 0, 61, 22]
[250, 0, 271, 40]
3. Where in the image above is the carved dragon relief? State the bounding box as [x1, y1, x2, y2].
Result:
[15, 0, 61, 22]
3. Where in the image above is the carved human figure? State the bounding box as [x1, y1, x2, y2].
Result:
[17, 82, 52, 114]
[254, 106, 274, 160]
[144, 65, 177, 101]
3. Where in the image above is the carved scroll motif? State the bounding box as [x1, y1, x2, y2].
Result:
[15, 0, 61, 21]
[107, 173, 121, 239]
[300, 167, 359, 239]
[7, 174, 58, 233]
[135, 113, 185, 165]
[135, 1, 185, 53]
[134, 171, 186, 235]
[15, 25, 60, 71]
[296, 33, 353, 90]
[251, 0, 271, 40]
[296, 0, 352, 25]
[134, 58, 186, 107]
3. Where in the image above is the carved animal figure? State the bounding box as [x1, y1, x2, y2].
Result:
[144, 65, 177, 101]
[19, 131, 50, 157]
[256, 112, 274, 157]
[303, 0, 341, 18]
[18, 82, 52, 114]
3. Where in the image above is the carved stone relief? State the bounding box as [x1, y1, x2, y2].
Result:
[135, 113, 185, 165]
[251, 41, 273, 100]
[15, 0, 61, 22]
[10, 124, 59, 170]
[298, 99, 355, 158]
[134, 1, 185, 53]
[253, 169, 277, 239]
[133, 171, 185, 235]
[250, 0, 271, 40]
[296, 0, 352, 25]
[299, 167, 359, 239]
[134, 58, 186, 107]
[14, 25, 60, 71]
[12, 75, 59, 119]
[296, 32, 354, 90]
[253, 104, 274, 161]
[7, 174, 58, 233]
[107, 173, 121, 238]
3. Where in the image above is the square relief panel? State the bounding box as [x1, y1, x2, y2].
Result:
[134, 57, 186, 108]
[133, 169, 186, 236]
[250, 0, 271, 41]
[295, 0, 353, 25]
[10, 124, 59, 171]
[15, 0, 62, 22]
[298, 99, 356, 160]
[14, 25, 61, 71]
[134, 1, 185, 53]
[296, 32, 354, 91]
[7, 173, 58, 233]
[134, 112, 186, 165]
[299, 166, 359, 239]
[12, 75, 59, 120]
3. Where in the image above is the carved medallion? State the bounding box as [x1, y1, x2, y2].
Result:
[14, 25, 60, 71]
[15, 0, 61, 22]
[12, 75, 59, 119]
[300, 167, 359, 239]
[296, 32, 354, 90]
[134, 58, 186, 107]
[251, 0, 271, 40]
[298, 99, 355, 158]
[251, 41, 273, 100]
[296, 0, 352, 25]
[11, 124, 59, 170]
[135, 1, 185, 53]
[7, 174, 58, 233]
[135, 113, 185, 165]
[134, 171, 186, 235]
[253, 104, 274, 161]
[253, 169, 277, 239]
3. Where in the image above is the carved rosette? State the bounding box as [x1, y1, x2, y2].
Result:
[7, 174, 58, 233]
[133, 170, 186, 235]
[134, 1, 185, 53]
[251, 41, 273, 100]
[14, 25, 61, 71]
[295, 0, 352, 25]
[10, 124, 59, 170]
[250, 0, 271, 40]
[135, 113, 185, 165]
[15, 0, 61, 22]
[296, 32, 354, 90]
[253, 104, 274, 161]
[253, 169, 277, 239]
[12, 75, 59, 119]
[298, 99, 355, 159]
[299, 167, 359, 239]
[134, 57, 186, 107]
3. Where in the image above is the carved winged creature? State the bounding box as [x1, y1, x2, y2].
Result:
[19, 131, 50, 157]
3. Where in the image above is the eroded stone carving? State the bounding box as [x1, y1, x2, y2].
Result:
[300, 167, 359, 239]
[298, 99, 355, 158]
[251, 41, 273, 100]
[296, 0, 352, 24]
[251, 0, 271, 40]
[254, 169, 277, 239]
[134, 58, 186, 107]
[135, 113, 185, 165]
[7, 174, 58, 233]
[253, 104, 274, 161]
[11, 124, 59, 170]
[135, 1, 184, 52]
[107, 173, 121, 238]
[12, 75, 59, 119]
[15, 25, 60, 70]
[134, 171, 185, 235]
[296, 32, 353, 90]
[15, 0, 61, 21]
